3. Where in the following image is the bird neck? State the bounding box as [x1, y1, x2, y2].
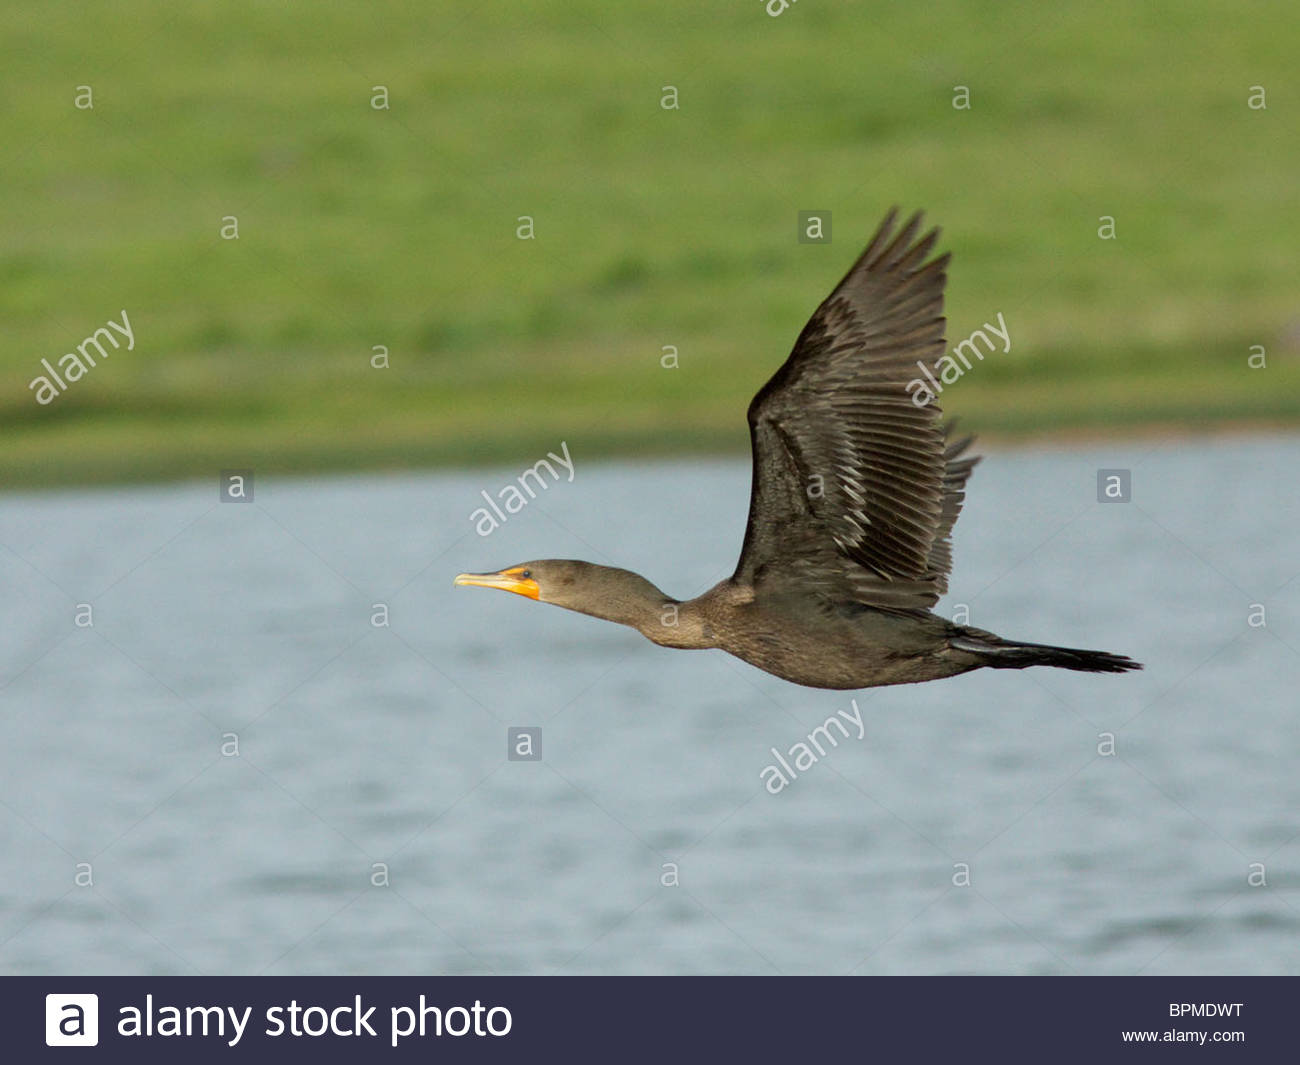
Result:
[556, 566, 713, 649]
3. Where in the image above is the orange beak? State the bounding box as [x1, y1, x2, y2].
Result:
[453, 567, 540, 600]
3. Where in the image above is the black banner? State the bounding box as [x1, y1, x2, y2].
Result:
[15, 976, 1286, 1060]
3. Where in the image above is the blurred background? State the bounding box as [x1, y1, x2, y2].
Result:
[2, 2, 1297, 976]
[3, 0, 1297, 486]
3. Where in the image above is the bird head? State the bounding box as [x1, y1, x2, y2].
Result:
[454, 560, 673, 627]
[453, 559, 606, 606]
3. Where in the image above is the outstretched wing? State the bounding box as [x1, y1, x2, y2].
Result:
[733, 208, 977, 614]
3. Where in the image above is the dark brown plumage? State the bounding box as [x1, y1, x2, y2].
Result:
[455, 208, 1141, 689]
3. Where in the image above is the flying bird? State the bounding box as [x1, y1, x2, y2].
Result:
[456, 209, 1141, 689]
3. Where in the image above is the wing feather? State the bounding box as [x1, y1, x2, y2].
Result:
[734, 208, 978, 613]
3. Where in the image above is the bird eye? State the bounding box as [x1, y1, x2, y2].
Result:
[520, 569, 532, 579]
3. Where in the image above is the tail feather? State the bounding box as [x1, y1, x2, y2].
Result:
[952, 635, 1142, 674]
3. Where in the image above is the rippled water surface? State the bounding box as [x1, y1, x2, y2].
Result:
[2, 436, 1297, 974]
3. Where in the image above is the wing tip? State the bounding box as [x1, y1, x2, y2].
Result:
[863, 207, 947, 276]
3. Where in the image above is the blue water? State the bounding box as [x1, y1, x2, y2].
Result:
[2, 436, 1297, 974]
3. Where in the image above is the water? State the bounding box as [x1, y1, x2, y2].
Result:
[2, 436, 1297, 975]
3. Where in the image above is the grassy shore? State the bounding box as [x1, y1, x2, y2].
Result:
[3, 1, 1297, 488]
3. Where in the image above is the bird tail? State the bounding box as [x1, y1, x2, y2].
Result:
[951, 634, 1142, 674]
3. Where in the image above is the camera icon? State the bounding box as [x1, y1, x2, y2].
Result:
[46, 994, 99, 1047]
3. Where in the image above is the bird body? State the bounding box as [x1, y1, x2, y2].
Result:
[681, 584, 980, 690]
[456, 209, 1141, 689]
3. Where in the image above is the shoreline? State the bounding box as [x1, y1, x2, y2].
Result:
[963, 418, 1300, 452]
[4, 418, 1297, 497]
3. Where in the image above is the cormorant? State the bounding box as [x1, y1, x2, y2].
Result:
[455, 208, 1141, 689]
